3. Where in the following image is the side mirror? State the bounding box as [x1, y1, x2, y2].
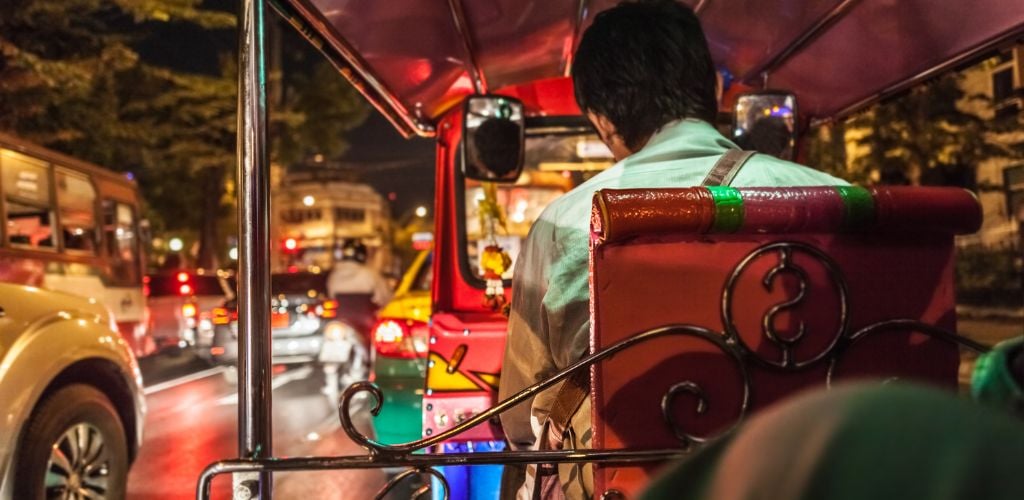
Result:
[733, 92, 798, 160]
[462, 95, 525, 183]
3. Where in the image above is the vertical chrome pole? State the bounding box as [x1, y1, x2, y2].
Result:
[237, 0, 273, 498]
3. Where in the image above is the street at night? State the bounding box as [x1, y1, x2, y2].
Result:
[2, 1, 1024, 499]
[128, 354, 387, 500]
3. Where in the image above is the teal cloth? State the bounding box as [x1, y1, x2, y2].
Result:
[972, 336, 1024, 417]
[641, 383, 1024, 500]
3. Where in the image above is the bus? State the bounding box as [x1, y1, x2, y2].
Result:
[0, 132, 150, 357]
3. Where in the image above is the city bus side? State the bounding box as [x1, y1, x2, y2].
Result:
[0, 135, 149, 357]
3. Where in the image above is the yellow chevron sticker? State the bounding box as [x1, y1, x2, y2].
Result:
[474, 372, 500, 390]
[426, 352, 479, 392]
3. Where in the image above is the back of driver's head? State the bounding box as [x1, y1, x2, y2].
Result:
[572, 0, 718, 150]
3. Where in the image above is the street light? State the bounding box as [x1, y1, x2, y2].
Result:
[415, 206, 428, 218]
[302, 195, 315, 207]
[168, 237, 184, 252]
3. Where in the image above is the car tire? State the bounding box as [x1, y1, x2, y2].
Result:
[14, 384, 129, 500]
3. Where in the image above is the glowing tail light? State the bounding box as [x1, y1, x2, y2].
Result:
[212, 307, 235, 325]
[179, 283, 192, 295]
[372, 319, 426, 359]
[319, 299, 338, 319]
[181, 303, 197, 318]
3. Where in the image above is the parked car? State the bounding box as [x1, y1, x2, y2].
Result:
[199, 271, 338, 367]
[370, 250, 431, 445]
[145, 270, 232, 352]
[0, 283, 145, 498]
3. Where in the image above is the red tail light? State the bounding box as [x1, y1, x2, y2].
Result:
[372, 319, 427, 359]
[212, 307, 235, 325]
[182, 303, 197, 319]
[319, 299, 338, 319]
[178, 283, 192, 295]
[176, 272, 190, 283]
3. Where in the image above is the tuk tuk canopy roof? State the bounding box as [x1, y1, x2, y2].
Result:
[282, 0, 1024, 137]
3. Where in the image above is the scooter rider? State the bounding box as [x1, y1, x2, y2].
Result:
[321, 239, 393, 399]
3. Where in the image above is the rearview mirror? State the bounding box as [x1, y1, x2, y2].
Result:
[462, 95, 525, 183]
[733, 92, 798, 161]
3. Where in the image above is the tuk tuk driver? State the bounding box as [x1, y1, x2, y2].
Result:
[498, 1, 848, 497]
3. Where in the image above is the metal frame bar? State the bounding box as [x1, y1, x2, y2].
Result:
[561, 0, 591, 77]
[739, 0, 861, 85]
[198, 308, 986, 499]
[819, 24, 1024, 124]
[236, 1, 274, 498]
[273, 0, 433, 137]
[445, 0, 488, 95]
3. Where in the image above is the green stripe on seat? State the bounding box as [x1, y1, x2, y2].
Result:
[708, 186, 744, 233]
[835, 186, 875, 229]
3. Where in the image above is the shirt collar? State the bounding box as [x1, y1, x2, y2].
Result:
[642, 118, 737, 151]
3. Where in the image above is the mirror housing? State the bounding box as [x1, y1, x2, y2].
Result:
[461, 95, 525, 183]
[733, 91, 798, 160]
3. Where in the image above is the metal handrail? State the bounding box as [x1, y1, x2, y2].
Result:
[197, 318, 985, 500]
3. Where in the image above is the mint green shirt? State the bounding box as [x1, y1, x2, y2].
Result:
[498, 119, 849, 451]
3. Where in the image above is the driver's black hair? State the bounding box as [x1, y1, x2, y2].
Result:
[572, 0, 718, 150]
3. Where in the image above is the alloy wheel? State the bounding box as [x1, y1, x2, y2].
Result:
[44, 423, 111, 499]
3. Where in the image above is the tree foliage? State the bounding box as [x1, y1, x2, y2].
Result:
[808, 73, 1022, 188]
[0, 0, 370, 268]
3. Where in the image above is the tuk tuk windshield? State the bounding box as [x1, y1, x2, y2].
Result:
[464, 129, 614, 280]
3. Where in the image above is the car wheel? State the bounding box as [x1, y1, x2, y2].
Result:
[14, 384, 129, 500]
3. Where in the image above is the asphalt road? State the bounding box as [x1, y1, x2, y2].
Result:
[127, 353, 390, 500]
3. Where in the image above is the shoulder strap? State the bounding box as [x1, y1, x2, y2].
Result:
[542, 369, 589, 450]
[702, 149, 756, 187]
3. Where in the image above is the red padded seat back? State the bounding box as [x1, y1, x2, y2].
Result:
[587, 186, 982, 498]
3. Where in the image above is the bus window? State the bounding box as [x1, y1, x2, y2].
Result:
[104, 200, 139, 285]
[2, 149, 55, 249]
[56, 170, 98, 253]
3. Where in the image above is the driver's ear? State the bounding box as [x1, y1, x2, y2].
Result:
[588, 111, 615, 142]
[587, 111, 631, 161]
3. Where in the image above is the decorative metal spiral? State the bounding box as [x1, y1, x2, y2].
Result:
[335, 324, 742, 456]
[825, 318, 988, 387]
[373, 467, 448, 500]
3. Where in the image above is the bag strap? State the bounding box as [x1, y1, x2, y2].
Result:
[541, 369, 590, 451]
[701, 149, 756, 186]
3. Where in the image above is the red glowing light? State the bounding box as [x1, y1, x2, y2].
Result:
[176, 272, 189, 283]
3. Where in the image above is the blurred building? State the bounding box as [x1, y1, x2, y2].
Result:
[957, 44, 1024, 249]
[271, 166, 393, 273]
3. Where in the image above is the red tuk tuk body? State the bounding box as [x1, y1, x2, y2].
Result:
[425, 77, 584, 441]
[203, 1, 1024, 499]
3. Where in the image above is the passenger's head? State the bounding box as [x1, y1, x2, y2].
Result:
[572, 0, 718, 159]
[340, 239, 368, 263]
[470, 117, 522, 179]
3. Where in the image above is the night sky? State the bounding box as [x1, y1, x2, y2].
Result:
[135, 0, 436, 217]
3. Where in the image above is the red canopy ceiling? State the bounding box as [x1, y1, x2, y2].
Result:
[284, 0, 1024, 137]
